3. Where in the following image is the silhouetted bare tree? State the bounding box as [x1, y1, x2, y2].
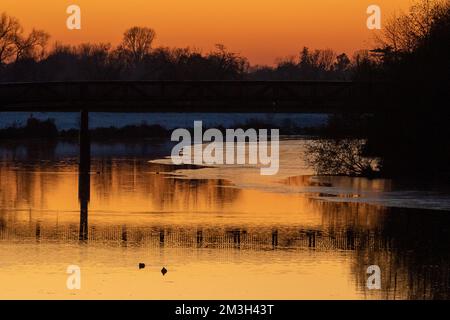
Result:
[119, 26, 156, 66]
[0, 13, 21, 64]
[15, 29, 49, 62]
[375, 0, 448, 54]
[0, 13, 49, 64]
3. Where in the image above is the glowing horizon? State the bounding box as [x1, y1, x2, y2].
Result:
[2, 0, 413, 65]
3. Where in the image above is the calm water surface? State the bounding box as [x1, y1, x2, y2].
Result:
[0, 139, 449, 299]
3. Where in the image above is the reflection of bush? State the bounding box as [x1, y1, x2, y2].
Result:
[305, 139, 379, 176]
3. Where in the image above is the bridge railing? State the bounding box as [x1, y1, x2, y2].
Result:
[0, 81, 393, 112]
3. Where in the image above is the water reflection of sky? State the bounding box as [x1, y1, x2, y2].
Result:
[0, 138, 449, 299]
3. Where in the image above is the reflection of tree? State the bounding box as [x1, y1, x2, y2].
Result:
[91, 159, 241, 211]
[314, 202, 450, 299]
[350, 207, 450, 300]
[0, 141, 60, 210]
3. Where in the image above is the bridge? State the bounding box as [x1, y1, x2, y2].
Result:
[0, 80, 393, 113]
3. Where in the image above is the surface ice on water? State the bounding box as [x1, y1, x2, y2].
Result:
[150, 139, 450, 211]
[150, 138, 313, 188]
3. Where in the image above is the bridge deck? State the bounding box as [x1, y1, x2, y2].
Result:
[0, 81, 392, 113]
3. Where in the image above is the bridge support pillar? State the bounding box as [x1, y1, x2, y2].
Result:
[272, 230, 278, 248]
[79, 110, 90, 241]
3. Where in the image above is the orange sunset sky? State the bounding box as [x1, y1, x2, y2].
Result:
[3, 0, 413, 65]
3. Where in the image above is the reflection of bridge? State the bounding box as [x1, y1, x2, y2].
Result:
[0, 222, 386, 251]
[0, 81, 393, 113]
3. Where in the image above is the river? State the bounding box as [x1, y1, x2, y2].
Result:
[0, 137, 449, 299]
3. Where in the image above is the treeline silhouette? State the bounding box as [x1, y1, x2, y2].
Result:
[0, 115, 314, 141]
[308, 0, 450, 179]
[364, 0, 449, 178]
[1, 14, 365, 81]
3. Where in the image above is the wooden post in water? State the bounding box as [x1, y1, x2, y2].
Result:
[35, 221, 41, 242]
[307, 231, 316, 248]
[233, 230, 241, 248]
[79, 110, 90, 241]
[159, 229, 165, 246]
[121, 225, 128, 243]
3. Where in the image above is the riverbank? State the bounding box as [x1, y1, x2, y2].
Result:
[0, 115, 325, 141]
